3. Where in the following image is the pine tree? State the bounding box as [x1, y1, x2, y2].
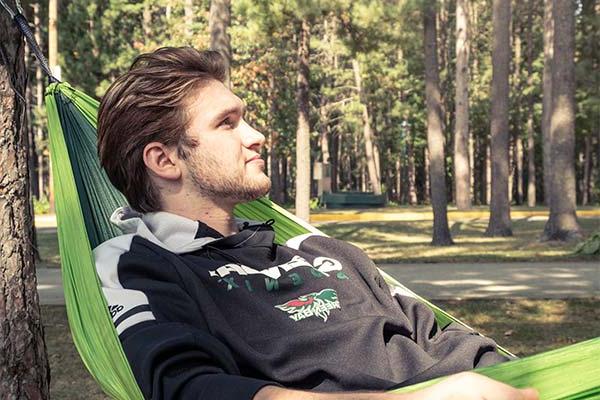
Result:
[0, 8, 50, 397]
[424, 0, 454, 246]
[542, 0, 582, 241]
[485, 0, 512, 237]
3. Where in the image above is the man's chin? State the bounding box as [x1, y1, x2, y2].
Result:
[232, 178, 271, 203]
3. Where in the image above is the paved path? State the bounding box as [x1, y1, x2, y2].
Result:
[37, 261, 599, 305]
[379, 262, 599, 299]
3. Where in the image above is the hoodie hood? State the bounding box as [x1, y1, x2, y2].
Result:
[109, 206, 271, 255]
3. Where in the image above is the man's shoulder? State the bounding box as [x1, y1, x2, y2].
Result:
[94, 233, 137, 267]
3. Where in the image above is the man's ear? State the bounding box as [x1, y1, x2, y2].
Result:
[143, 142, 182, 181]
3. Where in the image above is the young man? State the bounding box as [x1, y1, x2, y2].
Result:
[95, 47, 538, 400]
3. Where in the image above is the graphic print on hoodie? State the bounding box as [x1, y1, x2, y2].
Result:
[94, 207, 508, 400]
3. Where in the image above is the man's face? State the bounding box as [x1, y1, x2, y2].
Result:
[181, 80, 271, 203]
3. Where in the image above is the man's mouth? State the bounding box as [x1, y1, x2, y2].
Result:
[246, 155, 263, 163]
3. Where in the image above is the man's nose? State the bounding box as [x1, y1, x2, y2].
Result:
[240, 120, 266, 150]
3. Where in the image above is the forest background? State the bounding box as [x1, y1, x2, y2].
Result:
[21, 0, 600, 246]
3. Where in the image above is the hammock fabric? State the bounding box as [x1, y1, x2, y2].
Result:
[45, 82, 600, 400]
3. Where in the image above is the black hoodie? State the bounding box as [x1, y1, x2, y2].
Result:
[94, 207, 507, 400]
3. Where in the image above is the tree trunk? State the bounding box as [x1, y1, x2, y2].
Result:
[580, 139, 591, 205]
[516, 136, 524, 205]
[319, 105, 332, 194]
[395, 157, 402, 202]
[508, 138, 514, 204]
[454, 0, 471, 210]
[268, 75, 284, 204]
[469, 130, 475, 203]
[407, 136, 417, 205]
[143, 4, 152, 40]
[331, 132, 339, 192]
[283, 156, 289, 204]
[209, 0, 232, 87]
[542, 0, 582, 241]
[0, 11, 50, 397]
[513, 15, 524, 206]
[165, 0, 172, 19]
[295, 19, 311, 221]
[424, 0, 453, 246]
[352, 59, 382, 195]
[34, 2, 45, 201]
[542, 0, 553, 205]
[184, 0, 194, 38]
[486, 0, 512, 237]
[424, 147, 431, 204]
[485, 142, 491, 205]
[47, 0, 58, 211]
[526, 0, 536, 207]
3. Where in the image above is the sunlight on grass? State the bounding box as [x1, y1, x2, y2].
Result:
[436, 299, 600, 356]
[319, 216, 600, 263]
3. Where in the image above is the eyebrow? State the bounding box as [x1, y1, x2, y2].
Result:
[211, 102, 246, 126]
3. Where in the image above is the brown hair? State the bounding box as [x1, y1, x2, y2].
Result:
[97, 47, 226, 212]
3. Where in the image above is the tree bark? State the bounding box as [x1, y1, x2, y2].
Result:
[454, 0, 471, 210]
[516, 136, 524, 205]
[395, 157, 402, 202]
[424, 0, 453, 246]
[352, 59, 382, 195]
[331, 132, 339, 192]
[47, 0, 58, 211]
[542, 0, 553, 205]
[424, 147, 431, 204]
[407, 136, 417, 205]
[319, 104, 332, 194]
[209, 0, 232, 87]
[485, 142, 491, 205]
[513, 15, 523, 206]
[581, 136, 591, 205]
[34, 3, 45, 200]
[0, 10, 50, 397]
[486, 0, 512, 237]
[542, 0, 582, 241]
[295, 19, 311, 221]
[526, 0, 536, 207]
[268, 75, 284, 204]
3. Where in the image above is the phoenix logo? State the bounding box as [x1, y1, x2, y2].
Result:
[275, 288, 340, 322]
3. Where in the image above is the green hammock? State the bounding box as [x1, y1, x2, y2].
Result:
[45, 82, 600, 400]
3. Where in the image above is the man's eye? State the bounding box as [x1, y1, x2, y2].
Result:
[219, 118, 234, 129]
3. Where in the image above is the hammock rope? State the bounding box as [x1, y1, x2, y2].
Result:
[1, 2, 58, 82]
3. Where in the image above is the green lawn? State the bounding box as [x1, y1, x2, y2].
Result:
[318, 216, 600, 263]
[36, 227, 61, 268]
[35, 214, 599, 267]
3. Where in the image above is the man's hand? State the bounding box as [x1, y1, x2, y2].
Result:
[254, 372, 539, 400]
[407, 372, 539, 400]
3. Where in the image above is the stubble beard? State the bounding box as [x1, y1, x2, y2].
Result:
[186, 152, 271, 203]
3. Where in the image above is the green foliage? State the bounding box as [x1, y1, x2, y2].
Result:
[309, 197, 321, 210]
[40, 0, 598, 207]
[34, 196, 51, 215]
[574, 231, 600, 256]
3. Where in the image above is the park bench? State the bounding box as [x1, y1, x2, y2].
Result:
[321, 191, 387, 209]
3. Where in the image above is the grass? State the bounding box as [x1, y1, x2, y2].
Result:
[44, 299, 600, 399]
[35, 212, 600, 267]
[318, 216, 600, 263]
[36, 227, 61, 268]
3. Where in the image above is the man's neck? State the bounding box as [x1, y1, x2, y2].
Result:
[161, 196, 239, 237]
